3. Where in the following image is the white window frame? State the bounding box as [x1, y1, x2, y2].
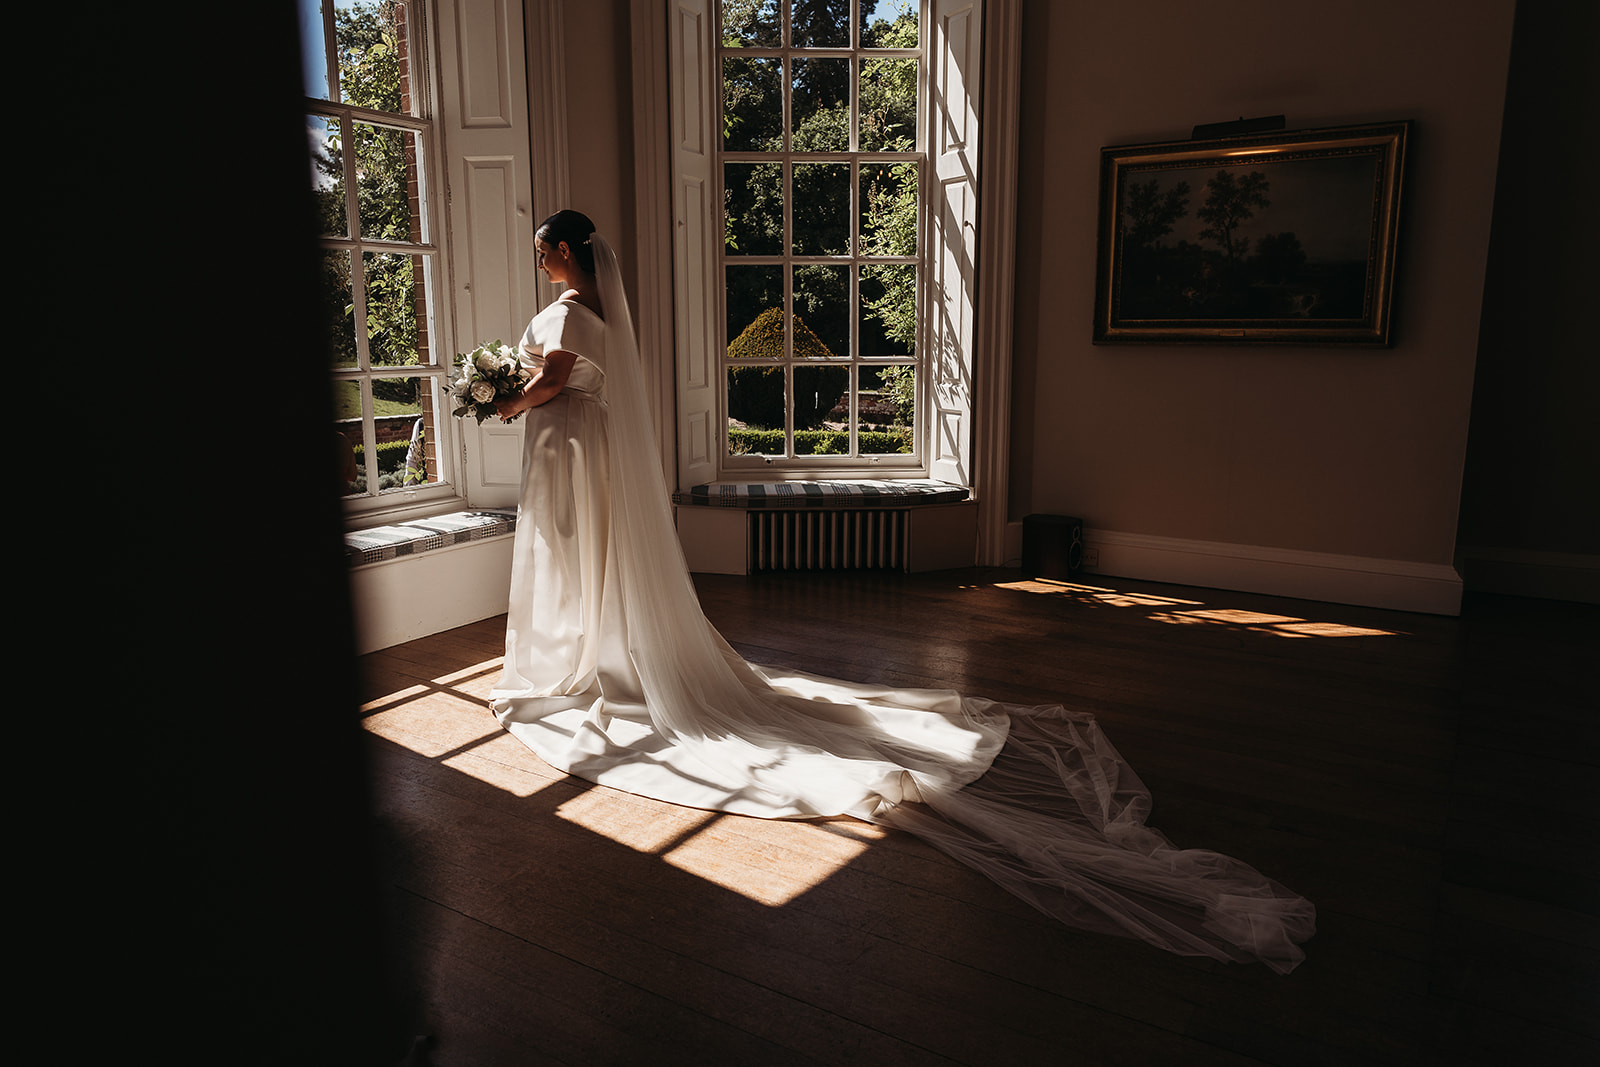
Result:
[714, 3, 928, 475]
[659, 0, 1011, 534]
[308, 0, 463, 522]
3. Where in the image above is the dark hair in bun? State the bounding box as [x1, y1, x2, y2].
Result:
[535, 209, 597, 275]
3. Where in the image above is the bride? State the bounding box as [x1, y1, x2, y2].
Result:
[490, 209, 1315, 973]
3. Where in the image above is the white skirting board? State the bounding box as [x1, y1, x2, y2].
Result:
[347, 536, 515, 655]
[1005, 523, 1465, 616]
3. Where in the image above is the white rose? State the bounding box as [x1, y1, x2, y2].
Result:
[471, 381, 496, 404]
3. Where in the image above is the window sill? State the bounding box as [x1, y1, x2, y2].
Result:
[343, 507, 518, 566]
[672, 479, 969, 510]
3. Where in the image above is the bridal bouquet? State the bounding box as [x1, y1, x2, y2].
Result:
[451, 341, 529, 423]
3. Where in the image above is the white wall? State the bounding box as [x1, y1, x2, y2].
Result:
[1008, 0, 1518, 613]
[348, 539, 515, 655]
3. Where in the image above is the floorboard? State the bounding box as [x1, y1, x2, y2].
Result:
[356, 568, 1598, 1066]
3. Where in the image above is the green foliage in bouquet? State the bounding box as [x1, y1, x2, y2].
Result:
[451, 340, 528, 423]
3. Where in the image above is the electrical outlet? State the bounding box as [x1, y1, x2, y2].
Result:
[1082, 546, 1099, 569]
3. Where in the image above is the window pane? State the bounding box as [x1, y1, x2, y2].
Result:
[859, 160, 917, 255]
[723, 57, 783, 152]
[727, 366, 784, 455]
[790, 262, 851, 358]
[791, 58, 849, 151]
[353, 121, 416, 241]
[363, 251, 420, 367]
[859, 56, 917, 151]
[322, 250, 358, 368]
[862, 0, 919, 48]
[726, 265, 784, 358]
[310, 115, 347, 237]
[721, 0, 780, 47]
[859, 263, 916, 357]
[300, 0, 331, 100]
[793, 0, 849, 48]
[335, 0, 405, 112]
[858, 364, 914, 453]
[792, 163, 850, 255]
[794, 264, 849, 359]
[371, 378, 440, 491]
[793, 365, 849, 449]
[724, 162, 783, 255]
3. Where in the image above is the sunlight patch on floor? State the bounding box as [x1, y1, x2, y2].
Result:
[1263, 620, 1399, 638]
[362, 697, 500, 756]
[556, 791, 873, 906]
[430, 657, 505, 687]
[360, 682, 433, 717]
[659, 816, 872, 906]
[443, 733, 568, 797]
[1152, 608, 1399, 638]
[995, 579, 1400, 638]
[361, 656, 501, 715]
[557, 789, 719, 852]
[995, 579, 1203, 608]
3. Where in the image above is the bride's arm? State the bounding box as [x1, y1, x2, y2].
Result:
[496, 348, 578, 419]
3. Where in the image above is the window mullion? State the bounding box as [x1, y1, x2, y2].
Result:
[322, 0, 339, 105]
[309, 101, 428, 135]
[323, 236, 439, 257]
[339, 107, 367, 372]
[359, 379, 380, 492]
[850, 157, 860, 457]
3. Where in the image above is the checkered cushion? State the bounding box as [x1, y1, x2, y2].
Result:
[671, 480, 968, 509]
[344, 508, 518, 565]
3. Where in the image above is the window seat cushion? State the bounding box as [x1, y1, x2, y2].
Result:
[672, 479, 968, 510]
[344, 507, 518, 565]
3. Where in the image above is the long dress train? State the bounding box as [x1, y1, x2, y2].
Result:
[490, 234, 1315, 974]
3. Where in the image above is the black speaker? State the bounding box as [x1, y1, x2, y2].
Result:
[1022, 514, 1083, 580]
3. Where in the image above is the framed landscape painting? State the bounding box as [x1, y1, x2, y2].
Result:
[1093, 122, 1409, 345]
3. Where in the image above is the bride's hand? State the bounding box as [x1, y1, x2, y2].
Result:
[495, 393, 525, 421]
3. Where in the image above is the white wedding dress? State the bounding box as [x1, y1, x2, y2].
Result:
[491, 235, 1315, 973]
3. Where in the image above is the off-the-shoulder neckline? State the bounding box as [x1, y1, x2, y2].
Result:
[556, 296, 605, 323]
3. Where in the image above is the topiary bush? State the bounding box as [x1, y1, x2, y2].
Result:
[726, 308, 846, 429]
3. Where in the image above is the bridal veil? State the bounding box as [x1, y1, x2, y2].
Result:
[493, 232, 1315, 973]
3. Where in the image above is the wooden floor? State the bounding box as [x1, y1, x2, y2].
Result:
[357, 569, 1598, 1066]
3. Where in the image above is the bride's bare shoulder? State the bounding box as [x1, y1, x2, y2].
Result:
[557, 290, 605, 322]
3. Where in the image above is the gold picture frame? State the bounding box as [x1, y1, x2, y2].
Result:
[1093, 121, 1409, 345]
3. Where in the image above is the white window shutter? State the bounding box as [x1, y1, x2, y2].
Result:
[669, 0, 720, 490]
[436, 0, 538, 507]
[928, 0, 982, 488]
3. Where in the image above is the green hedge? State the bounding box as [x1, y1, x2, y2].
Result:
[348, 436, 429, 492]
[728, 427, 911, 456]
[352, 438, 417, 475]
